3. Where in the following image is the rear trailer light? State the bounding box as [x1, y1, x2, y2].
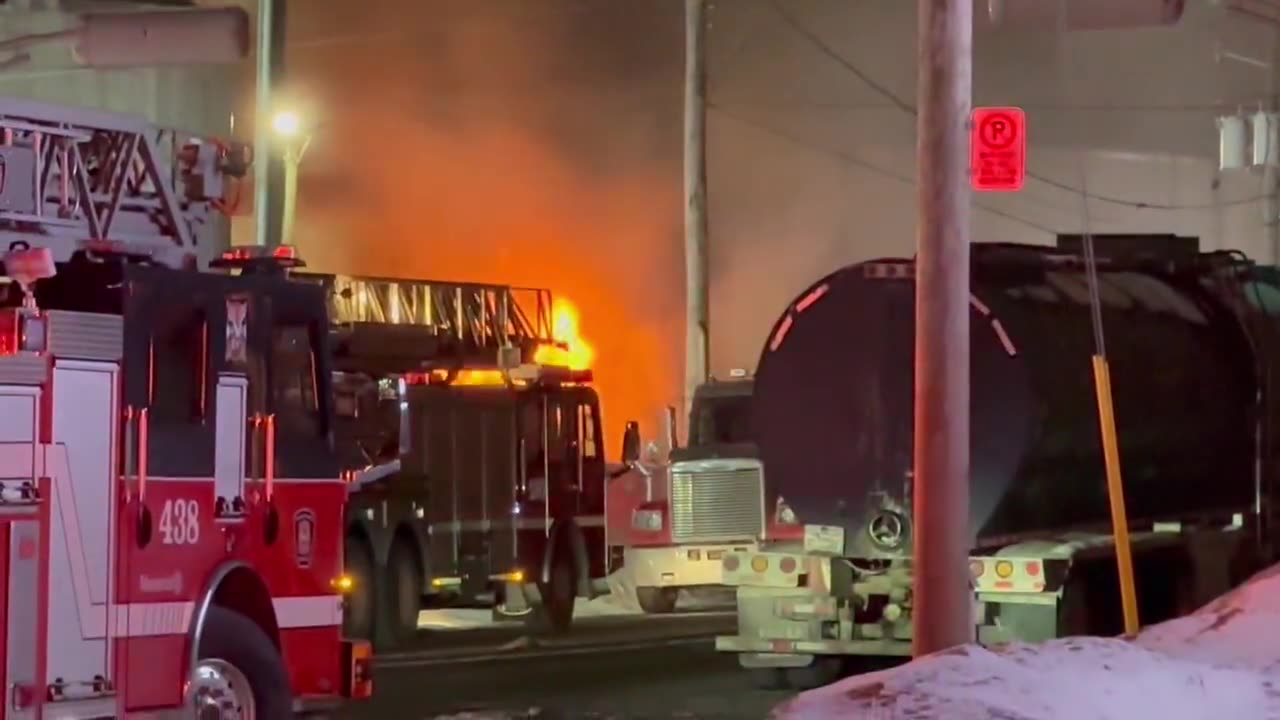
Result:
[341, 640, 373, 699]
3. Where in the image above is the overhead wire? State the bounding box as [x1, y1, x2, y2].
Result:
[710, 101, 1058, 235]
[767, 0, 1270, 211]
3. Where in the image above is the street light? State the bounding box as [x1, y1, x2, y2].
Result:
[271, 110, 313, 250]
[271, 110, 302, 138]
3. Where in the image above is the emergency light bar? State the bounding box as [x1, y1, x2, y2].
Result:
[404, 364, 594, 388]
[212, 245, 305, 273]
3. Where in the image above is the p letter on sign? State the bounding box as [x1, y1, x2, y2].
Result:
[970, 106, 1026, 192]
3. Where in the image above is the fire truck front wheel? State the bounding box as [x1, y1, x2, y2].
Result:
[192, 605, 292, 719]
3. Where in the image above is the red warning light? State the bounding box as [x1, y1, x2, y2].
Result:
[970, 107, 1026, 192]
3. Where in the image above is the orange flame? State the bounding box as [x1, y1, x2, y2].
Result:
[534, 297, 594, 371]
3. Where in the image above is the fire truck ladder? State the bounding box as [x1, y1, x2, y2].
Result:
[299, 272, 558, 374]
[0, 97, 247, 269]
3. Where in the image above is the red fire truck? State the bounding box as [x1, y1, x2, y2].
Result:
[0, 98, 370, 717]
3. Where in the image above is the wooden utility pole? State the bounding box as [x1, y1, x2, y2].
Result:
[684, 0, 710, 424]
[913, 0, 973, 656]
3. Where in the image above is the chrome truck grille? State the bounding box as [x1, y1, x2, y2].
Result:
[669, 464, 764, 542]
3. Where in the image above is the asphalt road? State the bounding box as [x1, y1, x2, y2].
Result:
[340, 611, 796, 719]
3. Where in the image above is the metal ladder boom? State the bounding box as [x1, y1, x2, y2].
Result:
[0, 97, 245, 269]
[299, 272, 558, 368]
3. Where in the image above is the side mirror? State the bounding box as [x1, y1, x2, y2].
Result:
[643, 441, 661, 464]
[621, 420, 641, 464]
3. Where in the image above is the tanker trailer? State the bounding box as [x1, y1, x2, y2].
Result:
[715, 243, 1264, 690]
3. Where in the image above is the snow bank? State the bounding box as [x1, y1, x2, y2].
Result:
[774, 565, 1280, 719]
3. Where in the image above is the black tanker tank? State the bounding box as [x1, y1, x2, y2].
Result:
[753, 243, 1259, 557]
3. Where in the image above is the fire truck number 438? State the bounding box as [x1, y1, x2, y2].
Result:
[159, 498, 201, 545]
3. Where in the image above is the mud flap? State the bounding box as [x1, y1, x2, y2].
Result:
[6, 518, 44, 719]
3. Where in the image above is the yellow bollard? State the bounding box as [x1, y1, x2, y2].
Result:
[1091, 354, 1140, 636]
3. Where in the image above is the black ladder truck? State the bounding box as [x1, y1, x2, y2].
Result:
[291, 271, 617, 647]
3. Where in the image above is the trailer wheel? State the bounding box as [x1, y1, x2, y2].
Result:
[386, 541, 423, 646]
[636, 586, 679, 614]
[191, 605, 291, 719]
[343, 535, 376, 641]
[784, 657, 843, 690]
[527, 550, 575, 635]
[745, 667, 787, 691]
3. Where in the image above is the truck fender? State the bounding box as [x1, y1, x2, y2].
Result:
[187, 561, 280, 677]
[541, 520, 591, 598]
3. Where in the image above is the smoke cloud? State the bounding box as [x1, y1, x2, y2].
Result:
[285, 0, 685, 450]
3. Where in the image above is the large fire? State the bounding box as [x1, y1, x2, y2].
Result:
[535, 297, 595, 370]
[443, 297, 594, 387]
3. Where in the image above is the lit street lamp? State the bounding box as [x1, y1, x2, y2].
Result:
[272, 110, 312, 250]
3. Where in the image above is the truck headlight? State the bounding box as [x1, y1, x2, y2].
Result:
[631, 508, 664, 531]
[775, 497, 798, 525]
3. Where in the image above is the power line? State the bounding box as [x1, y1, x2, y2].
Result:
[710, 102, 1058, 235]
[766, 0, 1268, 212]
[289, 0, 602, 51]
[713, 98, 1276, 114]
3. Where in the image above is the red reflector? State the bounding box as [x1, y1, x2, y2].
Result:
[779, 557, 797, 574]
[969, 560, 985, 579]
[794, 284, 829, 313]
[770, 639, 794, 653]
[1025, 561, 1041, 577]
[723, 554, 740, 572]
[341, 639, 373, 700]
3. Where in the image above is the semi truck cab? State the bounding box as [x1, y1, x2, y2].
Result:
[623, 373, 771, 614]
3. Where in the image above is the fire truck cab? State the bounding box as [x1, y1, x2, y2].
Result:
[310, 275, 612, 646]
[0, 98, 369, 718]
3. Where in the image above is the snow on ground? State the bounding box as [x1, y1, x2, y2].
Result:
[775, 566, 1280, 720]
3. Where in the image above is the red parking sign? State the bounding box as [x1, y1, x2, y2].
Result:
[970, 107, 1026, 192]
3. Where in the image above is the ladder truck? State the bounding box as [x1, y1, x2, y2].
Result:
[0, 97, 371, 718]
[297, 271, 620, 646]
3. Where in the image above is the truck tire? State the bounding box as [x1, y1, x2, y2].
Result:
[784, 657, 842, 690]
[636, 586, 678, 614]
[746, 667, 787, 691]
[385, 541, 422, 646]
[527, 550, 575, 635]
[344, 535, 375, 641]
[191, 605, 292, 719]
